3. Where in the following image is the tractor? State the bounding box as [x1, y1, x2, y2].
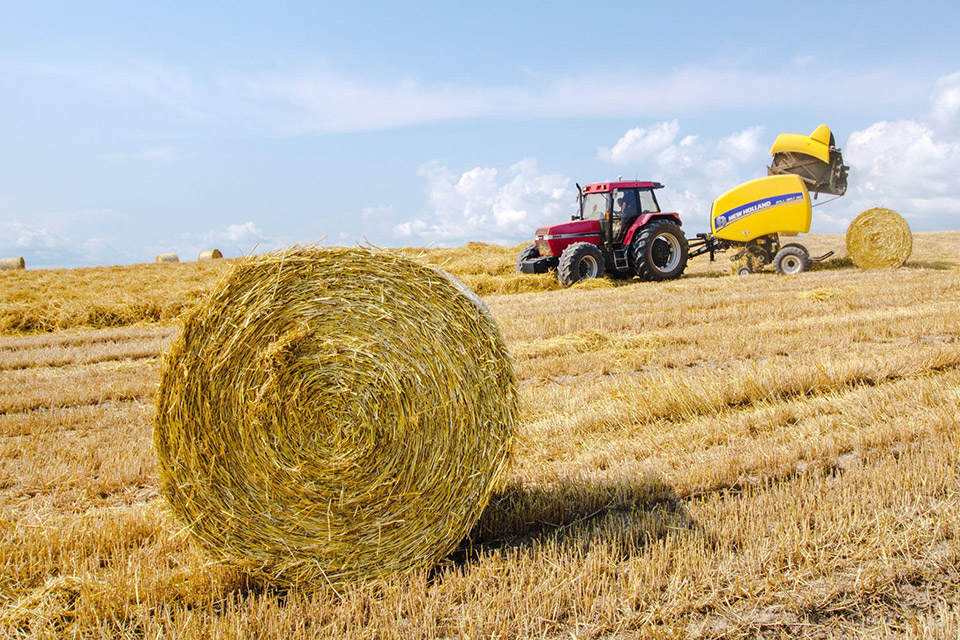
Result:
[516, 180, 689, 286]
[516, 125, 849, 284]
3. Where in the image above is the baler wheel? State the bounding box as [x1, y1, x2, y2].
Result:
[774, 246, 811, 275]
[780, 242, 810, 257]
[557, 242, 605, 286]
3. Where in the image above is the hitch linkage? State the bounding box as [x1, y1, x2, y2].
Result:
[687, 233, 726, 262]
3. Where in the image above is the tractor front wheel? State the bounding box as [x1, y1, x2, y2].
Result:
[515, 243, 540, 273]
[630, 220, 688, 281]
[557, 242, 605, 286]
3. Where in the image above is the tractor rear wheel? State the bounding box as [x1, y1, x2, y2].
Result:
[515, 243, 539, 273]
[557, 242, 605, 286]
[773, 246, 811, 275]
[630, 220, 688, 281]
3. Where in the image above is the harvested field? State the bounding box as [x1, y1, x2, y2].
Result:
[1, 232, 959, 637]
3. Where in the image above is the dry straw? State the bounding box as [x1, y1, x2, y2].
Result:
[155, 252, 180, 264]
[846, 207, 913, 269]
[154, 246, 518, 589]
[1, 256, 25, 270]
[198, 249, 223, 261]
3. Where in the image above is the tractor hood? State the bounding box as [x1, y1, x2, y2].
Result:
[534, 219, 601, 258]
[535, 219, 600, 238]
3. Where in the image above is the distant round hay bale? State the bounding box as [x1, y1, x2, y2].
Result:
[846, 208, 912, 269]
[154, 247, 518, 589]
[198, 249, 223, 261]
[155, 252, 180, 264]
[0, 257, 25, 270]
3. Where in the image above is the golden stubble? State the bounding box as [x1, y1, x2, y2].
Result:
[0, 233, 958, 637]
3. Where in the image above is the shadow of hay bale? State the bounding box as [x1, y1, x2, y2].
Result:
[905, 260, 956, 271]
[436, 474, 697, 576]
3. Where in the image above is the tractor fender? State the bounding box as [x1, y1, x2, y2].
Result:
[622, 213, 682, 247]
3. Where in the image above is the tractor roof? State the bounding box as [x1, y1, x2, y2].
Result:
[583, 181, 663, 193]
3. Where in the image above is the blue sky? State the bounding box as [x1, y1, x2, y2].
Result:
[2, 1, 959, 267]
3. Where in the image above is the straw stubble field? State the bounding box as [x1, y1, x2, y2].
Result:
[1, 232, 959, 638]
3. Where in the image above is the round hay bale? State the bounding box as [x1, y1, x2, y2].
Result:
[154, 247, 518, 589]
[846, 208, 912, 269]
[198, 249, 223, 261]
[0, 256, 25, 270]
[155, 252, 180, 264]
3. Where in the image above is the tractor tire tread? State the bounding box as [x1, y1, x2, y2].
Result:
[557, 242, 605, 287]
[630, 220, 689, 281]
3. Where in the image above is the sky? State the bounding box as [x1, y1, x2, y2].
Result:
[2, 1, 960, 267]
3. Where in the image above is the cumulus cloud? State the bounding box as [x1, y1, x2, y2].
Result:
[838, 71, 960, 230]
[597, 122, 767, 231]
[597, 120, 682, 164]
[393, 159, 572, 244]
[174, 221, 275, 258]
[0, 219, 118, 267]
[931, 71, 960, 134]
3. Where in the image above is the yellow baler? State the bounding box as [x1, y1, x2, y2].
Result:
[686, 125, 847, 275]
[711, 174, 811, 242]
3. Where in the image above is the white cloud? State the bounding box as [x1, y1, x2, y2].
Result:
[833, 70, 960, 230]
[172, 221, 275, 259]
[840, 119, 960, 229]
[0, 220, 118, 267]
[598, 122, 769, 231]
[597, 120, 681, 164]
[222, 221, 268, 244]
[18, 58, 934, 135]
[393, 158, 572, 244]
[931, 71, 960, 134]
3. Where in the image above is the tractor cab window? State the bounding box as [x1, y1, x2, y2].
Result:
[639, 190, 660, 214]
[581, 192, 610, 221]
[612, 189, 639, 219]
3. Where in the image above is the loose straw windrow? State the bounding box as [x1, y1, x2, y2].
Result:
[154, 246, 518, 588]
[155, 253, 180, 264]
[0, 257, 25, 270]
[846, 208, 913, 269]
[198, 249, 223, 261]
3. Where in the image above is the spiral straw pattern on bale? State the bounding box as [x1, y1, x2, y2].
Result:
[846, 207, 913, 269]
[154, 247, 518, 588]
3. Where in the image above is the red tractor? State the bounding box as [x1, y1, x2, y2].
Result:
[516, 181, 690, 285]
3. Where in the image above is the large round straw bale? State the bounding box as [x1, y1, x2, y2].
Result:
[155, 252, 180, 264]
[154, 247, 518, 588]
[198, 249, 223, 261]
[846, 208, 912, 269]
[0, 256, 25, 270]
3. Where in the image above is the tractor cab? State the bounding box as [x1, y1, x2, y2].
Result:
[575, 182, 664, 250]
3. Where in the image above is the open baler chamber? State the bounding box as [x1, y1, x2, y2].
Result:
[767, 124, 849, 197]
